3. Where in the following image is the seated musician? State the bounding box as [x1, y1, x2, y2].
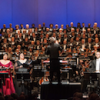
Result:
[14, 52, 31, 95]
[76, 59, 90, 93]
[0, 53, 15, 95]
[39, 71, 49, 85]
[75, 60, 84, 80]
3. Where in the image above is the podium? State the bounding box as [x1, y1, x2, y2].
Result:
[41, 81, 81, 99]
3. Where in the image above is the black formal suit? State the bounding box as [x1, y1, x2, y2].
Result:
[66, 28, 70, 32]
[63, 37, 69, 42]
[86, 42, 93, 50]
[1, 28, 7, 33]
[90, 59, 97, 72]
[38, 28, 42, 33]
[61, 44, 68, 51]
[92, 42, 100, 48]
[75, 32, 81, 36]
[42, 27, 47, 32]
[30, 36, 37, 43]
[89, 59, 100, 89]
[67, 42, 75, 48]
[70, 27, 76, 32]
[49, 28, 53, 32]
[79, 43, 87, 50]
[91, 28, 100, 34]
[17, 38, 23, 45]
[74, 41, 80, 46]
[57, 37, 63, 44]
[0, 38, 2, 50]
[46, 42, 62, 83]
[55, 28, 59, 32]
[81, 27, 87, 32]
[35, 45, 41, 50]
[39, 38, 44, 43]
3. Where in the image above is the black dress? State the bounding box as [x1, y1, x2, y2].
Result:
[14, 60, 30, 95]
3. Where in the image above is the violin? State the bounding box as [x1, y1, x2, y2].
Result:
[85, 60, 91, 68]
[39, 71, 49, 85]
[81, 60, 91, 72]
[39, 77, 44, 85]
[39, 76, 49, 85]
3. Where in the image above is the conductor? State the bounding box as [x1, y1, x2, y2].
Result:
[46, 37, 62, 84]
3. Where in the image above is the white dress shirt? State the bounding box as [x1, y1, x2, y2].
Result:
[96, 58, 100, 71]
[82, 44, 85, 50]
[89, 43, 91, 50]
[64, 45, 66, 50]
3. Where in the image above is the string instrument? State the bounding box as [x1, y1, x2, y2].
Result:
[81, 60, 91, 72]
[39, 76, 49, 85]
[85, 61, 90, 68]
[63, 66, 71, 69]
[44, 76, 49, 82]
[39, 77, 44, 85]
[60, 50, 65, 56]
[39, 71, 49, 85]
[91, 50, 97, 55]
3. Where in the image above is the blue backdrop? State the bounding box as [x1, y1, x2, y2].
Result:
[0, 0, 99, 28]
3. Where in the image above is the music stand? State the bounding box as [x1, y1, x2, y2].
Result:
[84, 72, 100, 95]
[16, 68, 30, 92]
[0, 68, 9, 95]
[32, 65, 44, 92]
[32, 65, 44, 78]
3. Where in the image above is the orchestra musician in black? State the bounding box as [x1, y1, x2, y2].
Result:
[46, 37, 62, 84]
